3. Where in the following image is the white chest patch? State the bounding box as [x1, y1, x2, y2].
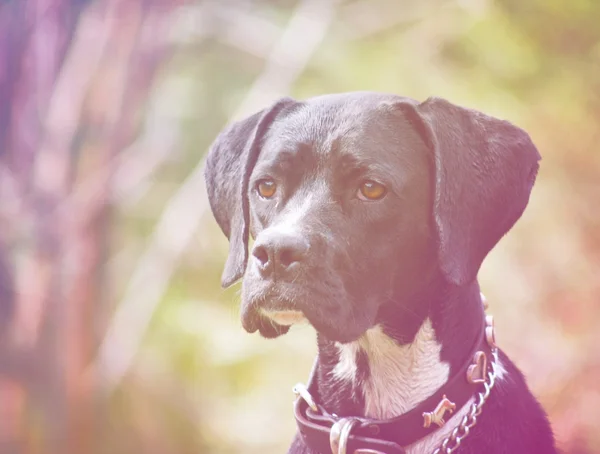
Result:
[331, 318, 450, 419]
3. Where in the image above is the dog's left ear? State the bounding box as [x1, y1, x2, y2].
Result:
[403, 97, 541, 285]
[205, 98, 296, 288]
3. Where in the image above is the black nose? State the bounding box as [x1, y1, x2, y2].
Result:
[252, 231, 309, 276]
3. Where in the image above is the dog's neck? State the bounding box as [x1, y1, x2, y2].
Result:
[313, 280, 484, 420]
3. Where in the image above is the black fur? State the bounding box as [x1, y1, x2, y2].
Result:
[205, 92, 556, 453]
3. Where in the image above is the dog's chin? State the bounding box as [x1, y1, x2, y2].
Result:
[241, 279, 375, 342]
[241, 304, 291, 338]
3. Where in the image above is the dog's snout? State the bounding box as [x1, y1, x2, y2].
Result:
[252, 231, 309, 277]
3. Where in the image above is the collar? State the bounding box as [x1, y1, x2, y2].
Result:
[293, 312, 497, 454]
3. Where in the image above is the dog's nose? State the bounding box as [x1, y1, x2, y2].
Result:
[252, 231, 309, 276]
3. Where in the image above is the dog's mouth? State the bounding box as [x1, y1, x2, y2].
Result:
[260, 309, 307, 326]
[241, 279, 311, 337]
[241, 303, 293, 338]
[241, 284, 376, 343]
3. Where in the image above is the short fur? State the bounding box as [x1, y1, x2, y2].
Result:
[205, 92, 556, 453]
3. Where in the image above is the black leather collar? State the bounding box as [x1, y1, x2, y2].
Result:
[293, 314, 496, 453]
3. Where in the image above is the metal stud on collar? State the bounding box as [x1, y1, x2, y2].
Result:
[480, 292, 488, 310]
[485, 315, 496, 349]
[466, 351, 487, 384]
[422, 395, 456, 428]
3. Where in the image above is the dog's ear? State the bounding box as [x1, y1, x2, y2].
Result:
[205, 98, 296, 288]
[402, 97, 541, 285]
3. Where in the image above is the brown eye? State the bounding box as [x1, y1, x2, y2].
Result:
[358, 180, 386, 201]
[257, 179, 277, 198]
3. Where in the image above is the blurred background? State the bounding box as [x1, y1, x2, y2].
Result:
[0, 0, 599, 453]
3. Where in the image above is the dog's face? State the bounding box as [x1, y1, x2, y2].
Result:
[205, 92, 541, 344]
[243, 97, 435, 342]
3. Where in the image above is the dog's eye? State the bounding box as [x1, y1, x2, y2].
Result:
[257, 179, 277, 198]
[358, 181, 387, 201]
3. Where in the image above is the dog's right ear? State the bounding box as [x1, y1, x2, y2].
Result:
[394, 97, 540, 286]
[205, 98, 296, 288]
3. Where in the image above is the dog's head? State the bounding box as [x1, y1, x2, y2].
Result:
[205, 93, 540, 343]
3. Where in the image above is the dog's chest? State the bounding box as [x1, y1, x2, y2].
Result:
[332, 319, 450, 419]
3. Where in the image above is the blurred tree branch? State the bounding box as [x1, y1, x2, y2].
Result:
[338, 0, 454, 41]
[91, 0, 340, 394]
[0, 1, 184, 453]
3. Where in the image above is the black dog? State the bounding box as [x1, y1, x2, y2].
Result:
[205, 92, 556, 454]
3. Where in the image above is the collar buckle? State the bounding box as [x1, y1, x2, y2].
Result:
[329, 417, 359, 454]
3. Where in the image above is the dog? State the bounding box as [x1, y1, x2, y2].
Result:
[205, 92, 556, 454]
